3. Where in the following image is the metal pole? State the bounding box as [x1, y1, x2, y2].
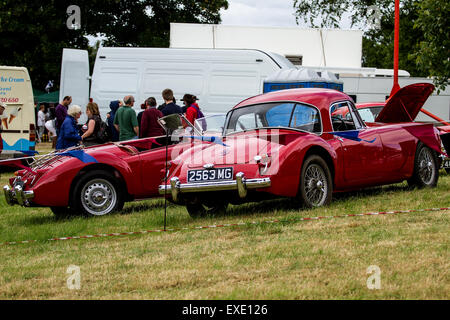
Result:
[390, 0, 401, 96]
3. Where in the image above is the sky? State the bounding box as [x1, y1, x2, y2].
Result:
[88, 0, 355, 45]
[220, 0, 299, 27]
[219, 0, 354, 29]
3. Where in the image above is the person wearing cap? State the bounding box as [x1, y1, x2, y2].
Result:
[0, 102, 5, 152]
[182, 94, 203, 126]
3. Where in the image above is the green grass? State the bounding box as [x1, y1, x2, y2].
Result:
[0, 145, 449, 299]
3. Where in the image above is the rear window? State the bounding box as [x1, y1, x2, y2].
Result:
[225, 102, 321, 134]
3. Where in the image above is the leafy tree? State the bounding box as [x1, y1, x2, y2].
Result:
[0, 0, 228, 90]
[0, 1, 88, 91]
[292, 0, 449, 90]
[411, 0, 449, 91]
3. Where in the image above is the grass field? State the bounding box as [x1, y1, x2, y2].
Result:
[0, 143, 449, 299]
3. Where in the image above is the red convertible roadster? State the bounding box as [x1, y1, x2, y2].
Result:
[2, 116, 199, 216]
[159, 83, 444, 217]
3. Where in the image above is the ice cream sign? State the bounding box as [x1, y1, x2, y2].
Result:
[0, 74, 26, 104]
[0, 71, 27, 128]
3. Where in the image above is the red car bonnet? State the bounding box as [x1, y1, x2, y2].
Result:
[375, 83, 435, 123]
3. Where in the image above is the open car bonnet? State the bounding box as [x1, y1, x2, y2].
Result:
[375, 83, 435, 123]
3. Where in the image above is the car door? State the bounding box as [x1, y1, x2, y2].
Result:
[331, 101, 385, 186]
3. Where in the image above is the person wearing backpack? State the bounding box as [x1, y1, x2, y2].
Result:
[183, 94, 204, 127]
[81, 102, 104, 147]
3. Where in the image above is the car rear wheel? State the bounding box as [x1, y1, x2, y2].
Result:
[299, 155, 333, 208]
[407, 142, 439, 188]
[72, 170, 124, 217]
[186, 198, 229, 218]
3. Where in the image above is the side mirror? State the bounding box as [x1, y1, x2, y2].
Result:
[158, 113, 182, 131]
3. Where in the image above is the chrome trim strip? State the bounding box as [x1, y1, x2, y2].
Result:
[159, 172, 271, 199]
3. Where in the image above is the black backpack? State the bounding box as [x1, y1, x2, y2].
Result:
[96, 120, 111, 143]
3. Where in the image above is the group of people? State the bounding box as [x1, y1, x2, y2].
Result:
[55, 88, 203, 150]
[35, 102, 58, 147]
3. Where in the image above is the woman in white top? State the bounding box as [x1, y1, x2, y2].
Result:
[37, 104, 46, 143]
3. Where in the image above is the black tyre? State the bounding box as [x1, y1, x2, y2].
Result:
[72, 170, 124, 217]
[186, 199, 228, 218]
[407, 142, 439, 188]
[50, 206, 75, 217]
[299, 155, 333, 208]
[445, 168, 450, 175]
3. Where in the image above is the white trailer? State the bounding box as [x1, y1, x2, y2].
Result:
[60, 47, 294, 119]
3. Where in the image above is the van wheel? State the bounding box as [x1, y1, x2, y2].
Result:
[299, 155, 333, 208]
[72, 170, 124, 217]
[407, 142, 439, 188]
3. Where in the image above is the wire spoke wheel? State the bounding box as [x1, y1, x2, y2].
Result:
[417, 147, 434, 185]
[299, 155, 332, 208]
[408, 142, 438, 188]
[304, 164, 328, 207]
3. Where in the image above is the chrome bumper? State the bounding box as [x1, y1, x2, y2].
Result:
[3, 185, 34, 206]
[159, 172, 271, 202]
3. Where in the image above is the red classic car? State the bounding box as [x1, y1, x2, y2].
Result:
[332, 94, 450, 172]
[159, 83, 444, 217]
[3, 116, 199, 216]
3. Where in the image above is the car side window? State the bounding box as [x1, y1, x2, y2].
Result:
[349, 103, 365, 129]
[331, 101, 360, 131]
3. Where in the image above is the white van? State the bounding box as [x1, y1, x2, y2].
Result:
[0, 66, 36, 160]
[59, 47, 294, 118]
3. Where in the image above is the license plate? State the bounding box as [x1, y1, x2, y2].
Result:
[188, 167, 234, 183]
[443, 159, 450, 169]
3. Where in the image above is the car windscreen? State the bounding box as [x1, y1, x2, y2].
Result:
[225, 102, 321, 135]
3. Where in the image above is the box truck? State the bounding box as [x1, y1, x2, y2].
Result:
[0, 66, 36, 160]
[59, 47, 295, 118]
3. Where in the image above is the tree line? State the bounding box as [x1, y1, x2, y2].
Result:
[0, 0, 447, 92]
[293, 0, 449, 91]
[0, 0, 229, 90]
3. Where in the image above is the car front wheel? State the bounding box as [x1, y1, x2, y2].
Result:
[72, 170, 124, 217]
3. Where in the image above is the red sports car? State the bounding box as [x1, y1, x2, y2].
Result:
[3, 117, 199, 216]
[160, 83, 444, 217]
[333, 95, 450, 172]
